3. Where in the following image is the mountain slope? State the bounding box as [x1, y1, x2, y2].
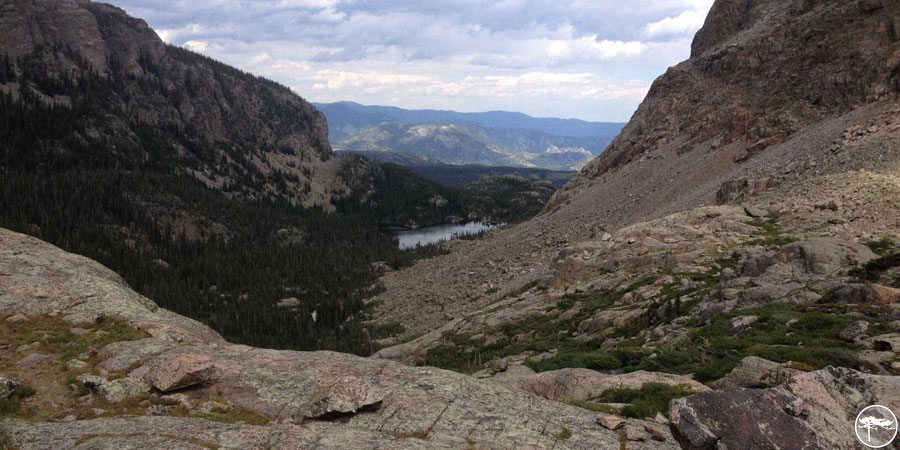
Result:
[0, 0, 472, 355]
[549, 0, 900, 212]
[372, 0, 900, 339]
[1, 0, 334, 206]
[337, 122, 522, 166]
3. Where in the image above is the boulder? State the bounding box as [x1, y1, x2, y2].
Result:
[871, 333, 900, 351]
[777, 239, 877, 276]
[838, 320, 869, 342]
[710, 356, 803, 389]
[671, 367, 900, 449]
[143, 353, 217, 392]
[304, 376, 387, 419]
[514, 369, 708, 403]
[78, 375, 150, 402]
[0, 376, 20, 395]
[14, 352, 57, 370]
[596, 414, 626, 430]
[824, 284, 900, 306]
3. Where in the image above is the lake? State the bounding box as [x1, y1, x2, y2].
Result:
[393, 221, 502, 249]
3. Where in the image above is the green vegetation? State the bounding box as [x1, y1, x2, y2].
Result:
[747, 217, 796, 247]
[335, 156, 556, 226]
[851, 250, 900, 285]
[865, 237, 896, 256]
[597, 383, 695, 419]
[553, 427, 572, 441]
[422, 279, 657, 373]
[0, 45, 519, 356]
[0, 385, 35, 418]
[18, 316, 149, 361]
[635, 303, 861, 381]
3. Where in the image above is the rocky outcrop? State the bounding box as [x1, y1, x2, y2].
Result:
[0, 228, 684, 449]
[671, 367, 900, 450]
[0, 0, 336, 208]
[514, 369, 708, 403]
[550, 0, 900, 211]
[709, 357, 804, 390]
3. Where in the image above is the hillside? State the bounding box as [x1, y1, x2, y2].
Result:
[364, 1, 900, 445]
[373, 0, 900, 336]
[316, 101, 623, 170]
[1, 0, 335, 206]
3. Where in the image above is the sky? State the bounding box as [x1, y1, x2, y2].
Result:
[112, 0, 715, 122]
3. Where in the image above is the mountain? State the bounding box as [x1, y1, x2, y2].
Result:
[370, 1, 900, 445]
[1, 0, 334, 207]
[0, 0, 552, 357]
[315, 101, 624, 170]
[315, 101, 625, 138]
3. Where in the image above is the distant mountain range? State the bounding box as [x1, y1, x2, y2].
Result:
[314, 101, 625, 170]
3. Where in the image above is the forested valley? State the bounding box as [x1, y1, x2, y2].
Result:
[0, 43, 550, 355]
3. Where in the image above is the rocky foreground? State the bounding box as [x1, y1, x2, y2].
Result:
[2, 204, 900, 448]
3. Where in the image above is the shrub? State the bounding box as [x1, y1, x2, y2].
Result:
[598, 383, 696, 419]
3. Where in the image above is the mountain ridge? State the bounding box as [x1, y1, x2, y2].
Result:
[317, 101, 623, 170]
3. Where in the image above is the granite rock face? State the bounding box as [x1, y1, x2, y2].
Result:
[550, 0, 900, 211]
[671, 367, 900, 450]
[0, 228, 683, 449]
[0, 0, 336, 209]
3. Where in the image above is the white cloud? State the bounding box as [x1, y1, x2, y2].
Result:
[113, 0, 713, 121]
[183, 40, 209, 53]
[644, 0, 714, 38]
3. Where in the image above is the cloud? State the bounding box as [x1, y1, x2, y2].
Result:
[110, 0, 714, 121]
[644, 0, 714, 38]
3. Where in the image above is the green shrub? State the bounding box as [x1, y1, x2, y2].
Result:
[598, 383, 696, 419]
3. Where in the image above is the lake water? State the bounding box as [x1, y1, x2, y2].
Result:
[394, 221, 502, 249]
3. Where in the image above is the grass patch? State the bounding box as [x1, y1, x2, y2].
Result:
[3, 314, 150, 362]
[851, 252, 900, 283]
[597, 382, 695, 419]
[635, 303, 861, 381]
[526, 347, 653, 373]
[747, 218, 796, 247]
[422, 279, 659, 373]
[0, 385, 35, 418]
[865, 237, 896, 256]
[553, 427, 572, 440]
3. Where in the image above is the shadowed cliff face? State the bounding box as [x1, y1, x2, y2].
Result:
[0, 0, 334, 206]
[548, 0, 900, 212]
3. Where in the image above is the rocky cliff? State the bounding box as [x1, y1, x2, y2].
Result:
[548, 0, 900, 212]
[0, 0, 335, 206]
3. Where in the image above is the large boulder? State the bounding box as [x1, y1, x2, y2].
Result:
[514, 368, 708, 403]
[710, 356, 803, 389]
[671, 367, 900, 450]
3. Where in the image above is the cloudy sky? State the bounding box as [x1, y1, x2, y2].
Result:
[112, 0, 714, 122]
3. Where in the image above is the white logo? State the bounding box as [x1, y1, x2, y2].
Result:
[855, 405, 898, 448]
